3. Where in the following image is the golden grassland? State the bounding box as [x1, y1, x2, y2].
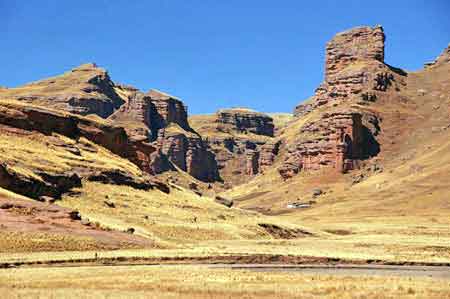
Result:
[0, 130, 142, 177]
[0, 231, 117, 253]
[1, 265, 450, 299]
[59, 181, 316, 248]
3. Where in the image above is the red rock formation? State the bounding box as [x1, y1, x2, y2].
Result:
[245, 149, 260, 175]
[109, 93, 155, 139]
[109, 89, 219, 182]
[159, 130, 188, 170]
[258, 140, 281, 172]
[0, 102, 172, 179]
[147, 89, 191, 133]
[188, 108, 279, 184]
[325, 26, 385, 80]
[294, 26, 406, 116]
[215, 108, 274, 137]
[279, 111, 364, 179]
[286, 26, 407, 179]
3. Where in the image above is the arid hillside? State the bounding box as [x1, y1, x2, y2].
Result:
[0, 25, 449, 263]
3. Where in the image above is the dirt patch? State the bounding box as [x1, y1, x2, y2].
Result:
[2, 253, 450, 270]
[0, 196, 156, 252]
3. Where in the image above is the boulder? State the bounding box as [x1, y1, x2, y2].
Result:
[312, 188, 323, 197]
[214, 195, 234, 208]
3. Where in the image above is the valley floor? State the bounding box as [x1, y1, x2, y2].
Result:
[1, 264, 450, 299]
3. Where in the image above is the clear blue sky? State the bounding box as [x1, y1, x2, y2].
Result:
[1, 1, 449, 114]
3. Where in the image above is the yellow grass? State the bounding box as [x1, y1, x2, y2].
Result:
[58, 182, 314, 248]
[1, 265, 449, 299]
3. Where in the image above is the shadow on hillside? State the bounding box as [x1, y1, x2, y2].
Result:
[360, 125, 380, 159]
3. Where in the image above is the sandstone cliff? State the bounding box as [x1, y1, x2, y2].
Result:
[215, 108, 274, 137]
[190, 108, 280, 186]
[109, 89, 219, 182]
[282, 25, 406, 178]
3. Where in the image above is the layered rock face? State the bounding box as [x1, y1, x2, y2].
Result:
[156, 129, 218, 181]
[147, 89, 191, 134]
[279, 111, 365, 179]
[0, 101, 171, 198]
[0, 102, 164, 173]
[216, 108, 274, 137]
[0, 63, 125, 118]
[294, 26, 405, 117]
[190, 109, 279, 185]
[242, 141, 281, 176]
[325, 26, 385, 80]
[245, 149, 260, 176]
[258, 141, 281, 172]
[110, 89, 219, 182]
[286, 26, 403, 178]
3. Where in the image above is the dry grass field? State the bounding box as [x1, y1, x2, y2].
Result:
[1, 265, 450, 299]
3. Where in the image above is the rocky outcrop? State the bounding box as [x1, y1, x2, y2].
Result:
[109, 92, 156, 139]
[87, 169, 170, 193]
[0, 101, 173, 179]
[157, 128, 219, 182]
[147, 89, 191, 134]
[287, 26, 406, 179]
[109, 89, 219, 182]
[294, 26, 406, 117]
[189, 109, 279, 185]
[325, 26, 385, 80]
[216, 108, 274, 137]
[0, 63, 125, 118]
[245, 149, 260, 175]
[0, 163, 81, 200]
[279, 111, 367, 179]
[258, 140, 281, 172]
